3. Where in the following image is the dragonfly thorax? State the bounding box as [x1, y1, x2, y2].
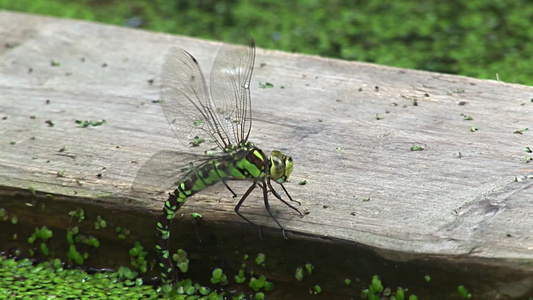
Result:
[269, 150, 293, 183]
[232, 143, 292, 184]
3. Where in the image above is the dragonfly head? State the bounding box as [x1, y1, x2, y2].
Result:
[269, 150, 293, 183]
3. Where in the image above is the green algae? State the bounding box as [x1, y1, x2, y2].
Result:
[0, 255, 226, 299]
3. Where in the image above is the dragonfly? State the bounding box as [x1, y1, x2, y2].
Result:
[140, 39, 304, 283]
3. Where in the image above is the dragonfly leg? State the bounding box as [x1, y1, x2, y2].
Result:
[267, 180, 304, 218]
[222, 180, 238, 198]
[262, 180, 289, 239]
[234, 182, 263, 239]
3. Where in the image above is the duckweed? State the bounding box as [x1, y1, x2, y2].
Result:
[254, 253, 266, 266]
[295, 266, 304, 281]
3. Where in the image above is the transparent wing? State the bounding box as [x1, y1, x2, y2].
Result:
[161, 47, 231, 150]
[209, 39, 256, 144]
[132, 151, 224, 193]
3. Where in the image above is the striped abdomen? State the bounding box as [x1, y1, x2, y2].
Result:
[156, 146, 267, 283]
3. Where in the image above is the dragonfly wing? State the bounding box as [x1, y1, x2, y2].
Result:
[209, 39, 255, 144]
[161, 48, 230, 150]
[132, 150, 219, 193]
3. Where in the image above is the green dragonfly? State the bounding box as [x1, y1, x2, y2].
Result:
[141, 39, 303, 283]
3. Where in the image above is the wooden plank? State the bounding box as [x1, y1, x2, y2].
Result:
[1, 11, 533, 290]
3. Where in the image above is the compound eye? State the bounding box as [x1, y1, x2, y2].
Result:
[273, 156, 283, 171]
[269, 152, 286, 180]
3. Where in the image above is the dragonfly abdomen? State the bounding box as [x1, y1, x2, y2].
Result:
[155, 157, 231, 283]
[156, 147, 267, 283]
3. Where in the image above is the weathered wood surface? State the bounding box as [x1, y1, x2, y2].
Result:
[1, 10, 533, 274]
